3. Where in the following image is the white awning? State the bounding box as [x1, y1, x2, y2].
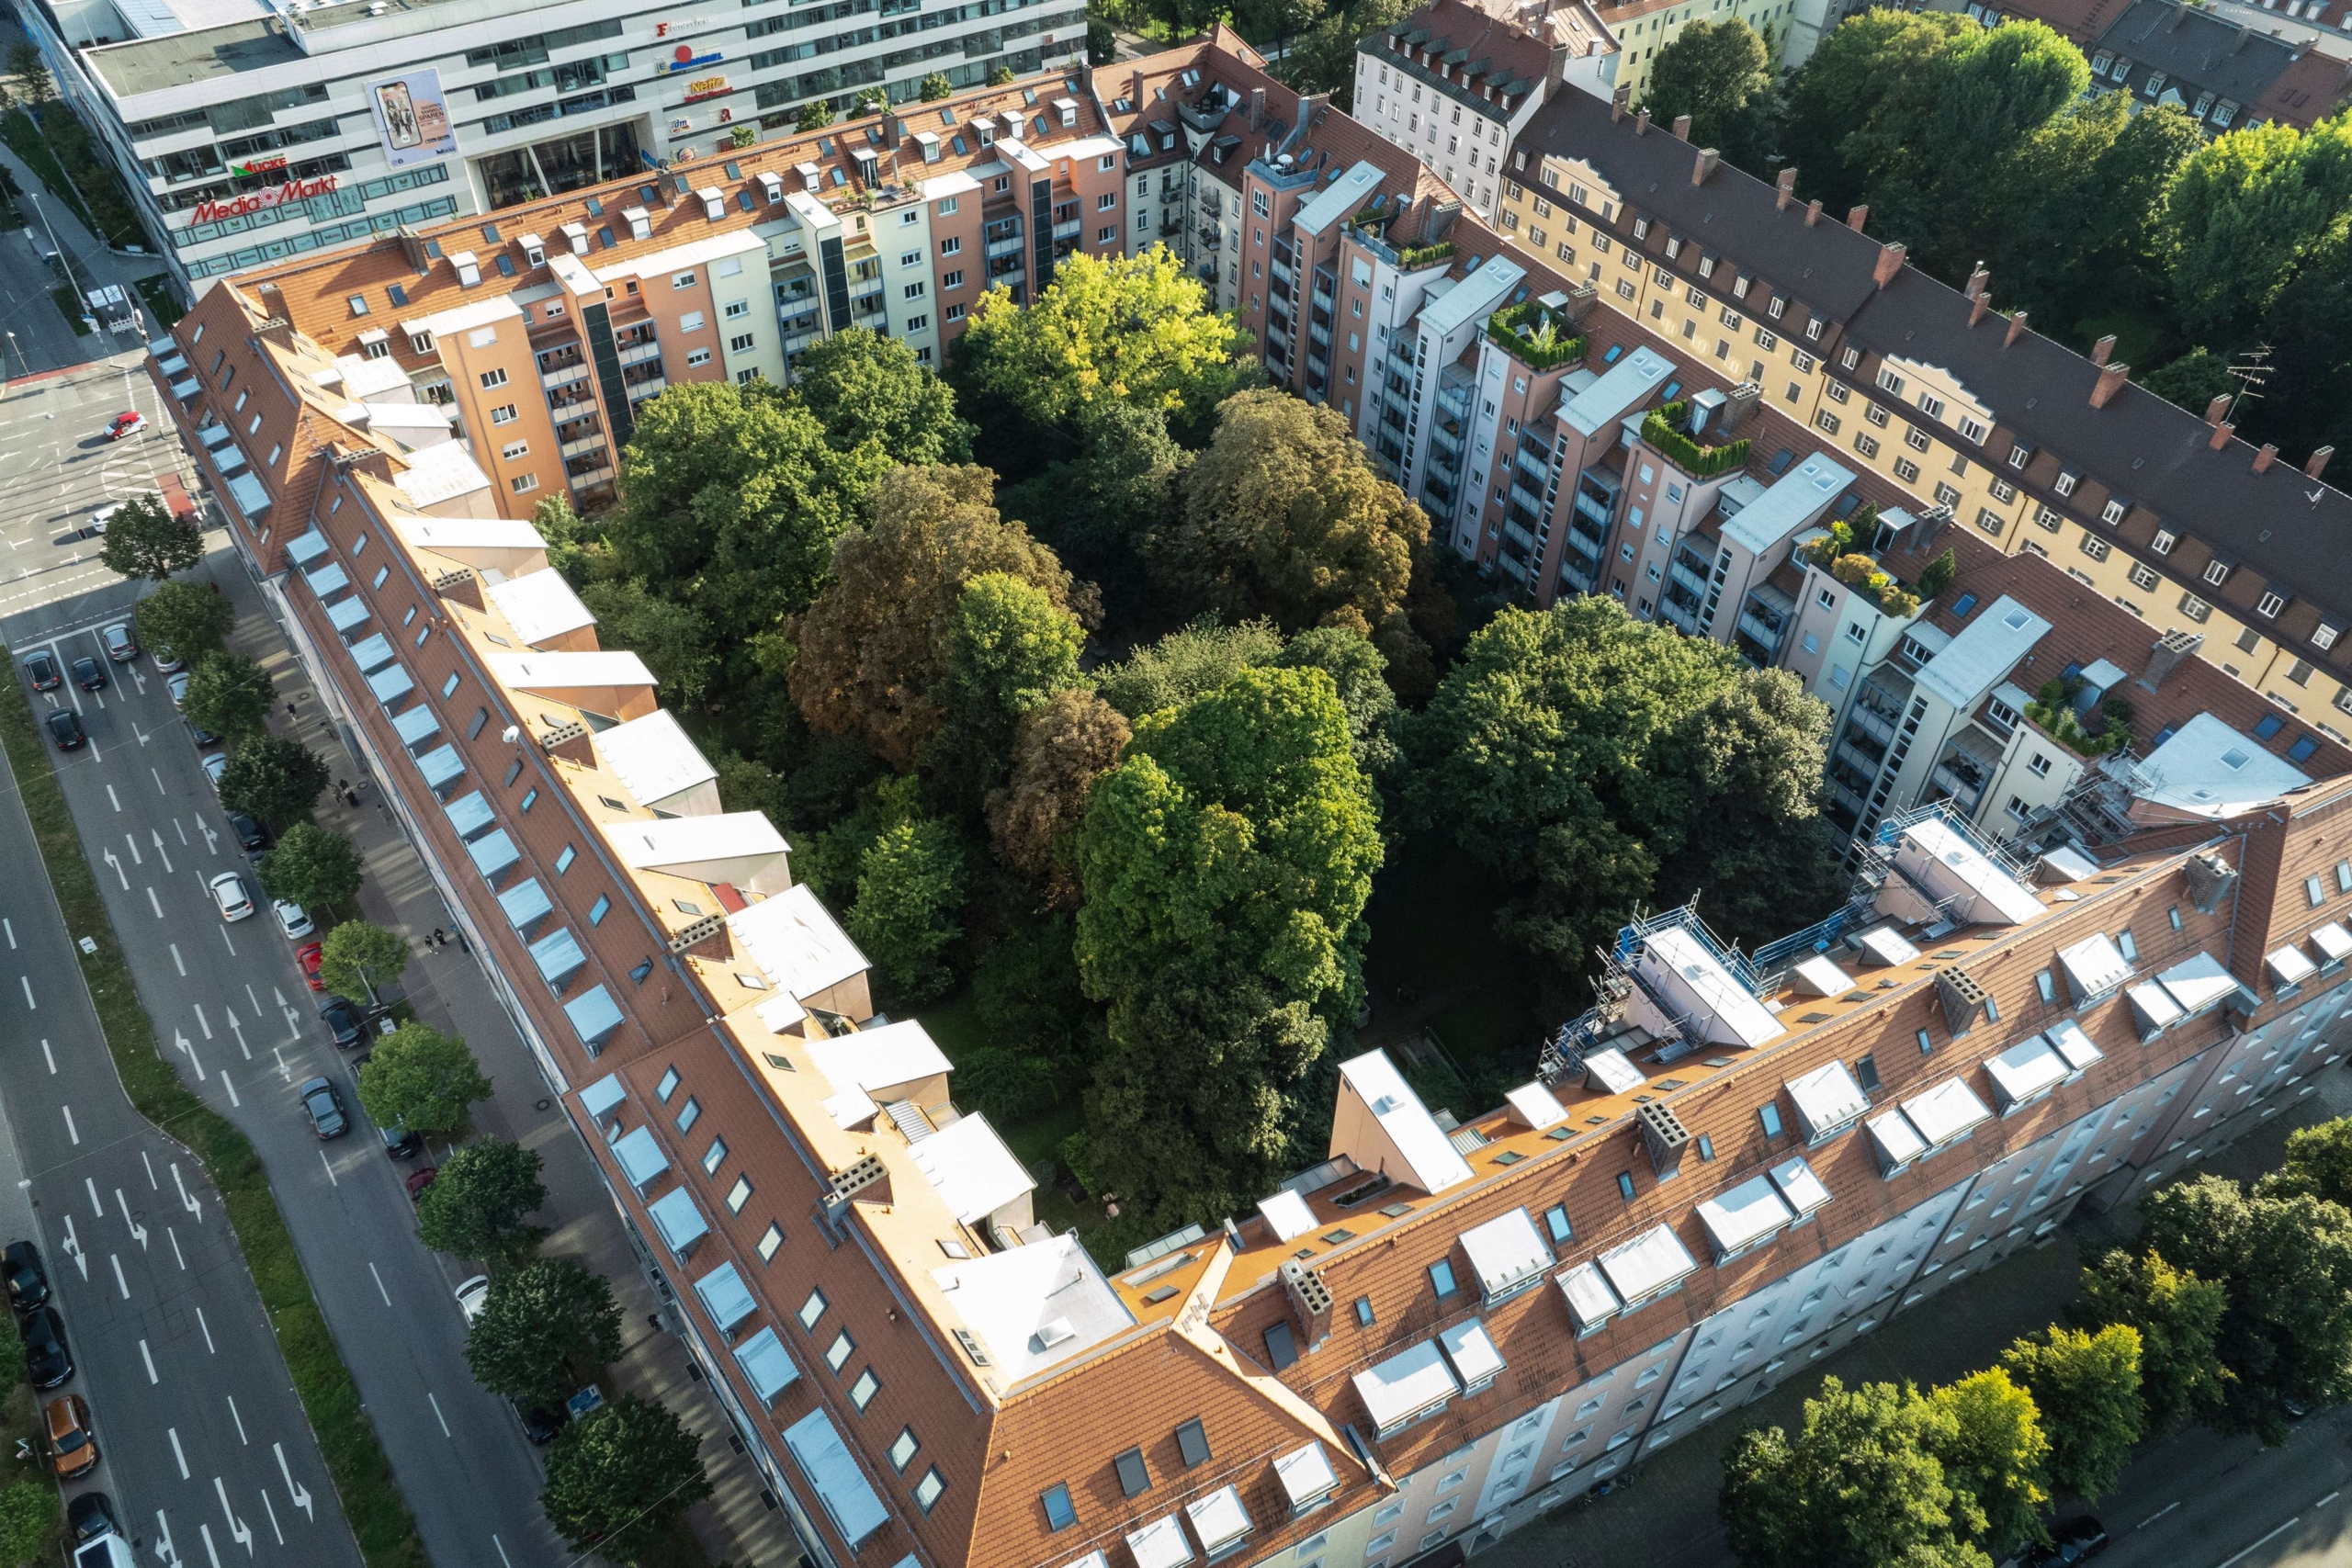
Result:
[565, 984, 624, 1048]
[1555, 1260, 1621, 1333]
[347, 633, 396, 673]
[1584, 1047, 1645, 1095]
[612, 1126, 667, 1188]
[2056, 932, 2133, 1003]
[1257, 1189, 1317, 1243]
[443, 791, 493, 839]
[1125, 1512, 1193, 1568]
[1901, 1076, 1992, 1146]
[2269, 944, 2319, 986]
[2153, 951, 2244, 1016]
[733, 1325, 798, 1401]
[498, 878, 552, 931]
[285, 529, 329, 565]
[1984, 1034, 2070, 1111]
[1438, 1318, 1504, 1389]
[366, 664, 414, 705]
[2044, 1017, 2103, 1074]
[1697, 1173, 1793, 1259]
[1769, 1155, 1831, 1216]
[304, 562, 349, 599]
[326, 597, 371, 634]
[467, 829, 519, 881]
[1352, 1339, 1458, 1435]
[2313, 923, 2352, 964]
[693, 1261, 757, 1332]
[783, 1407, 888, 1547]
[578, 1071, 624, 1122]
[1506, 1080, 1567, 1128]
[2126, 980, 2184, 1036]
[1459, 1207, 1552, 1301]
[414, 745, 462, 791]
[1272, 1441, 1338, 1513]
[391, 704, 440, 746]
[1866, 1108, 1928, 1172]
[1785, 1060, 1870, 1142]
[1596, 1222, 1697, 1305]
[1184, 1485, 1251, 1555]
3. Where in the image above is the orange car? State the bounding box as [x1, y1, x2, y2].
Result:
[46, 1393, 96, 1479]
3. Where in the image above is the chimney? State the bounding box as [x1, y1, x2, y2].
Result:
[1970, 291, 1992, 328]
[2090, 333, 2117, 367]
[2006, 309, 2030, 348]
[2254, 444, 2278, 473]
[1611, 85, 1631, 121]
[2091, 362, 2132, 408]
[1691, 147, 1719, 185]
[539, 719, 595, 768]
[883, 116, 900, 151]
[2208, 421, 2234, 451]
[2308, 446, 2335, 480]
[2184, 848, 2237, 916]
[1775, 167, 1797, 210]
[2204, 393, 2233, 425]
[1847, 204, 1868, 231]
[1804, 197, 1823, 226]
[1250, 86, 1265, 130]
[1963, 264, 1990, 299]
[1671, 112, 1691, 140]
[1635, 107, 1651, 134]
[1129, 68, 1143, 104]
[1872, 241, 1906, 288]
[1281, 1259, 1334, 1355]
[431, 566, 482, 612]
[2142, 627, 2203, 692]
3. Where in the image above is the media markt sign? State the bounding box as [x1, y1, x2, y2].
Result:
[193, 173, 341, 224]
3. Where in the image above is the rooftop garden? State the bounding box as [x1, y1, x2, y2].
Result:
[1487, 299, 1587, 373]
[2026, 678, 2135, 758]
[1796, 509, 1955, 618]
[1394, 239, 1456, 270]
[1642, 400, 1750, 479]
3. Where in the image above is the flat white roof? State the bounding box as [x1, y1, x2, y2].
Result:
[1257, 1189, 1317, 1243]
[489, 649, 657, 694]
[390, 442, 492, 510]
[1697, 1173, 1795, 1258]
[1792, 954, 1856, 996]
[1419, 253, 1522, 337]
[1555, 1260, 1622, 1332]
[1459, 1207, 1553, 1299]
[1858, 925, 1922, 965]
[726, 884, 869, 998]
[1506, 1080, 1567, 1129]
[1438, 1318, 1505, 1387]
[592, 708, 718, 808]
[1185, 1485, 1252, 1552]
[1126, 1514, 1193, 1568]
[1274, 1441, 1338, 1508]
[806, 1020, 951, 1101]
[605, 811, 790, 874]
[908, 1111, 1035, 1225]
[2057, 932, 2134, 1001]
[1984, 1034, 2070, 1109]
[931, 1233, 1132, 1382]
[1640, 925, 1782, 1047]
[1722, 452, 1853, 557]
[1915, 593, 2049, 711]
[399, 515, 546, 554]
[1292, 159, 1386, 236]
[1352, 1339, 1459, 1431]
[1896, 817, 2047, 927]
[1338, 1051, 1473, 1195]
[1584, 1047, 1646, 1095]
[1785, 1060, 1870, 1140]
[2133, 712, 2312, 818]
[486, 569, 596, 647]
[1770, 1155, 1832, 1216]
[1596, 1222, 1697, 1303]
[1559, 345, 1674, 437]
[2044, 1017, 2103, 1073]
[334, 354, 413, 400]
[1866, 1107, 1928, 1168]
[2126, 980, 2184, 1034]
[401, 294, 524, 340]
[1901, 1076, 1992, 1145]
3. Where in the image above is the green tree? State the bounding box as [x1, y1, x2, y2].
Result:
[921, 71, 955, 100]
[1997, 96, 2200, 327]
[1720, 1376, 1994, 1568]
[1097, 616, 1286, 717]
[934, 571, 1086, 771]
[417, 1139, 548, 1265]
[1923, 1368, 2050, 1555]
[1780, 10, 1983, 215]
[577, 580, 718, 706]
[97, 492, 202, 581]
[137, 579, 233, 663]
[1276, 625, 1398, 778]
[987, 63, 1017, 85]
[2138, 1174, 2352, 1442]
[218, 735, 329, 827]
[530, 491, 605, 583]
[787, 464, 1092, 771]
[950, 248, 1241, 439]
[541, 1395, 713, 1561]
[2162, 116, 2352, 345]
[2139, 348, 2233, 414]
[796, 326, 974, 464]
[2260, 1114, 2352, 1208]
[0, 1480, 52, 1566]
[1642, 18, 1777, 172]
[2075, 1248, 2228, 1435]
[985, 686, 1132, 907]
[2251, 266, 2352, 468]
[464, 1258, 624, 1403]
[181, 649, 271, 740]
[846, 811, 967, 1003]
[2000, 1325, 2143, 1501]
[357, 1022, 492, 1136]
[1000, 400, 1185, 607]
[6, 43, 54, 107]
[729, 123, 758, 149]
[254, 821, 364, 910]
[1076, 667, 1382, 1224]
[852, 85, 888, 116]
[316, 919, 410, 1002]
[1087, 14, 1117, 63]
[1916, 547, 1958, 603]
[796, 97, 835, 131]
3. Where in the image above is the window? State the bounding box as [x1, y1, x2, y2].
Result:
[442, 672, 462, 699]
[2204, 559, 2230, 587]
[1354, 1296, 1375, 1327]
[1042, 1483, 1078, 1531]
[674, 1096, 702, 1133]
[702, 1135, 728, 1175]
[2118, 929, 2139, 963]
[798, 1289, 828, 1330]
[849, 1368, 881, 1410]
[1918, 1029, 1935, 1055]
[758, 1223, 785, 1263]
[1855, 1055, 1881, 1094]
[914, 1469, 945, 1512]
[727, 1176, 752, 1213]
[1176, 1418, 1211, 1467]
[489, 404, 519, 426]
[2257, 591, 2287, 618]
[629, 958, 653, 985]
[1544, 1204, 1573, 1244]
[1759, 1104, 1784, 1138]
[2080, 535, 2110, 563]
[1262, 1323, 1298, 1371]
[942, 270, 965, 290]
[2037, 970, 2056, 1004]
[500, 439, 530, 462]
[685, 348, 712, 367]
[826, 1329, 854, 1372]
[2129, 563, 2159, 591]
[1115, 1447, 1152, 1497]
[1617, 1171, 1636, 1200]
[889, 1427, 919, 1471]
[1429, 1260, 1459, 1298]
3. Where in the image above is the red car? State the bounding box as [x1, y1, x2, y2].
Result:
[297, 942, 324, 992]
[105, 412, 145, 441]
[404, 1167, 437, 1203]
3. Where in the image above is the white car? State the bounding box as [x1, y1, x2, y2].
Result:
[455, 1276, 491, 1322]
[273, 899, 313, 940]
[208, 873, 254, 922]
[165, 670, 190, 709]
[200, 750, 228, 790]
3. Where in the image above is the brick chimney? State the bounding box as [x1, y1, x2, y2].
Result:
[2090, 333, 2117, 367]
[2091, 362, 2132, 408]
[2006, 309, 2030, 348]
[2309, 446, 2335, 480]
[1611, 85, 1631, 121]
[1671, 112, 1690, 140]
[1970, 291, 1993, 328]
[1635, 107, 1651, 134]
[1963, 265, 1990, 299]
[2142, 627, 2202, 691]
[1804, 197, 1823, 226]
[2254, 444, 2279, 473]
[1847, 204, 1868, 231]
[1872, 241, 1906, 288]
[540, 719, 595, 768]
[1776, 167, 1797, 210]
[2204, 393, 2233, 424]
[1691, 147, 1719, 185]
[2209, 421, 2234, 451]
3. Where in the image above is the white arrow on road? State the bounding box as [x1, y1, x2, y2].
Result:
[152, 829, 173, 874]
[174, 1030, 205, 1082]
[172, 1162, 201, 1223]
[272, 1443, 313, 1522]
[153, 1509, 178, 1566]
[116, 1189, 148, 1250]
[270, 1046, 288, 1085]
[212, 1478, 253, 1556]
[279, 1007, 300, 1043]
[198, 821, 218, 856]
[225, 1010, 248, 1061]
[102, 849, 128, 890]
[59, 1216, 86, 1280]
[133, 719, 150, 747]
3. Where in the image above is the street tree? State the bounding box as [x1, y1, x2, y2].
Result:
[417, 1139, 548, 1266]
[315, 919, 410, 1002]
[540, 1395, 713, 1561]
[2000, 1325, 2144, 1501]
[2137, 1174, 2352, 1442]
[254, 821, 364, 910]
[1720, 1376, 1993, 1568]
[1922, 1368, 2051, 1556]
[97, 493, 202, 581]
[180, 650, 271, 741]
[356, 1022, 492, 1136]
[464, 1258, 624, 1403]
[136, 580, 233, 663]
[921, 72, 954, 99]
[5, 43, 54, 106]
[985, 687, 1132, 908]
[2074, 1247, 2228, 1435]
[218, 735, 329, 827]
[793, 325, 974, 465]
[2257, 1114, 2352, 1208]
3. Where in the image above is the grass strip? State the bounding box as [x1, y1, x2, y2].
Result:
[0, 656, 430, 1568]
[133, 273, 184, 330]
[0, 107, 145, 249]
[48, 285, 90, 336]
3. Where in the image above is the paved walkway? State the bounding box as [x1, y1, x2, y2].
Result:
[201, 547, 803, 1567]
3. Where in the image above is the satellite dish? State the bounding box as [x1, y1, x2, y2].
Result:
[502, 725, 520, 744]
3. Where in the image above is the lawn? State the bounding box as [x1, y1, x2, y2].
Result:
[133, 273, 184, 330]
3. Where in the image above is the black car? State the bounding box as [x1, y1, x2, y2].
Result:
[22, 651, 59, 692]
[65, 1491, 117, 1544]
[2026, 1517, 2109, 1566]
[69, 657, 106, 693]
[189, 723, 221, 749]
[299, 1077, 349, 1139]
[23, 1307, 71, 1389]
[46, 710, 85, 751]
[5, 1240, 49, 1314]
[514, 1398, 570, 1446]
[379, 1120, 423, 1160]
[228, 812, 270, 855]
[320, 997, 365, 1049]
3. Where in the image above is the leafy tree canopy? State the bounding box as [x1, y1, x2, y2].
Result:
[1643, 18, 1780, 173]
[255, 820, 364, 910]
[985, 686, 1132, 908]
[846, 805, 967, 1004]
[137, 579, 233, 663]
[316, 919, 408, 1003]
[357, 1022, 492, 1136]
[465, 1258, 624, 1403]
[98, 493, 202, 581]
[2259, 1113, 2352, 1208]
[577, 579, 718, 708]
[1922, 1369, 2051, 1555]
[540, 1395, 713, 1561]
[181, 649, 271, 741]
[2000, 1325, 2143, 1501]
[1097, 617, 1287, 718]
[219, 735, 329, 828]
[2074, 1247, 2228, 1435]
[417, 1139, 547, 1266]
[793, 326, 974, 465]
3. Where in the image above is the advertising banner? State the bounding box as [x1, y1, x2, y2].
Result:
[366, 68, 458, 170]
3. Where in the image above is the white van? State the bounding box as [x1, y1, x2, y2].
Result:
[74, 1536, 136, 1568]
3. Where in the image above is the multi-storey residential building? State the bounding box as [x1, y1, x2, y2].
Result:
[17, 0, 1085, 289]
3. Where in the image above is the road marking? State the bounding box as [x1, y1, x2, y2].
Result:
[110, 1254, 128, 1299]
[154, 1512, 175, 1568]
[133, 720, 148, 747]
[39, 1040, 52, 1074]
[368, 1261, 390, 1306]
[168, 1427, 190, 1479]
[213, 1479, 254, 1555]
[2322, 1492, 2342, 1509]
[426, 1392, 451, 1438]
[493, 1537, 514, 1568]
[198, 1522, 221, 1568]
[153, 829, 172, 874]
[193, 1004, 210, 1039]
[244, 983, 261, 1014]
[271, 1046, 287, 1083]
[175, 1161, 201, 1222]
[124, 832, 140, 864]
[3, 919, 13, 948]
[150, 765, 165, 795]
[274, 1444, 313, 1522]
[219, 1070, 237, 1108]
[117, 1189, 147, 1249]
[195, 1304, 213, 1352]
[174, 818, 187, 845]
[168, 1226, 185, 1270]
[175, 1032, 205, 1082]
[147, 886, 163, 919]
[18, 977, 30, 1010]
[318, 1149, 335, 1186]
[58, 1217, 85, 1280]
[218, 925, 233, 955]
[139, 1338, 157, 1383]
[226, 1010, 247, 1059]
[170, 943, 184, 976]
[105, 784, 119, 812]
[60, 1105, 75, 1145]
[259, 1491, 281, 1546]
[2220, 1517, 2301, 1568]
[225, 1395, 246, 1445]
[85, 1178, 102, 1217]
[142, 1150, 155, 1189]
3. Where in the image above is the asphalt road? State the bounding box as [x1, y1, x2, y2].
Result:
[0, 364, 570, 1565]
[2082, 1406, 2352, 1568]
[0, 355, 171, 618]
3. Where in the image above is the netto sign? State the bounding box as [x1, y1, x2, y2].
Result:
[193, 174, 341, 224]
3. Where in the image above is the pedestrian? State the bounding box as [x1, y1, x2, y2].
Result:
[346, 785, 362, 808]
[285, 701, 296, 718]
[430, 927, 446, 947]
[334, 778, 348, 795]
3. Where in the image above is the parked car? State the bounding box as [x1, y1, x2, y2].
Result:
[273, 899, 313, 940]
[514, 1398, 569, 1446]
[5, 1239, 50, 1313]
[299, 1077, 348, 1139]
[377, 1116, 422, 1160]
[208, 872, 254, 922]
[2025, 1517, 2109, 1566]
[70, 658, 106, 693]
[320, 997, 365, 1049]
[297, 942, 324, 991]
[189, 723, 220, 750]
[227, 812, 269, 854]
[455, 1276, 491, 1322]
[47, 711, 85, 752]
[152, 645, 184, 675]
[24, 1308, 72, 1389]
[45, 1393, 96, 1479]
[165, 670, 189, 709]
[404, 1166, 437, 1203]
[105, 411, 145, 442]
[201, 750, 229, 790]
[100, 623, 137, 662]
[65, 1491, 118, 1544]
[22, 651, 59, 691]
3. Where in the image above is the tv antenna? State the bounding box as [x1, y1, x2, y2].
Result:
[2222, 344, 2271, 425]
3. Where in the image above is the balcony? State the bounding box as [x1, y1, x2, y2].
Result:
[560, 432, 607, 460]
[1053, 220, 1082, 241]
[1510, 482, 1546, 520]
[1668, 555, 1713, 602]
[1266, 325, 1291, 355]
[626, 378, 667, 404]
[540, 360, 590, 390]
[1515, 451, 1549, 490]
[1835, 738, 1887, 780]
[1308, 323, 1331, 350]
[616, 341, 662, 368]
[986, 235, 1026, 260]
[1573, 489, 1613, 530]
[1929, 759, 1988, 813]
[1560, 541, 1600, 592]
[1198, 224, 1225, 249]
[567, 465, 615, 491]
[1271, 259, 1293, 288]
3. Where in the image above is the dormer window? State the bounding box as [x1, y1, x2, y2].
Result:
[1633, 217, 1650, 241]
[1664, 235, 1681, 260]
[2101, 498, 2129, 525]
[518, 233, 545, 267]
[2007, 444, 2030, 469]
[1840, 346, 1860, 370]
[2203, 559, 2230, 587]
[2152, 529, 2176, 554]
[2257, 591, 2286, 618]
[622, 207, 652, 241]
[1767, 296, 1785, 320]
[2053, 470, 2079, 497]
[408, 330, 435, 355]
[2143, 71, 2166, 97]
[450, 251, 481, 287]
[698, 186, 725, 221]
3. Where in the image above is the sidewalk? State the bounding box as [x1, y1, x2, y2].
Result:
[203, 547, 803, 1568]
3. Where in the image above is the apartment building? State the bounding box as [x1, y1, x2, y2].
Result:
[148, 267, 2352, 1568]
[17, 0, 1084, 290]
[1955, 0, 2352, 122]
